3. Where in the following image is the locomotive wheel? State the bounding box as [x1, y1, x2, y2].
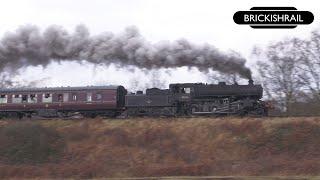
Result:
[239, 110, 248, 117]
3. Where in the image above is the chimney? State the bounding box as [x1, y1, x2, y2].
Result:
[248, 79, 254, 85]
[136, 90, 143, 95]
[218, 82, 226, 86]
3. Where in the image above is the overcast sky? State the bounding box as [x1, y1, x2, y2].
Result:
[0, 0, 319, 89]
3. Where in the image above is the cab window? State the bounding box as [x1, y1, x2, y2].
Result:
[184, 88, 191, 94]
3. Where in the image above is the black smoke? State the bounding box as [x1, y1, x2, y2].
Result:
[0, 25, 252, 79]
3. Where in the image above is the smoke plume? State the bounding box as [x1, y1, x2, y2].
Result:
[0, 25, 252, 79]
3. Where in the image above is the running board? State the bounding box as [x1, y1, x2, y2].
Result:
[192, 111, 237, 114]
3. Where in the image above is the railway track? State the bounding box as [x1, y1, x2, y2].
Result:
[105, 176, 319, 180]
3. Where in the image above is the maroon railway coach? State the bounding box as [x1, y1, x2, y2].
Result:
[0, 86, 127, 118]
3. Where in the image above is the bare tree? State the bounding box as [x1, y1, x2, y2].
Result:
[297, 30, 320, 101]
[254, 38, 305, 114]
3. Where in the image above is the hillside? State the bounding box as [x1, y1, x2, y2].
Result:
[1, 117, 320, 178]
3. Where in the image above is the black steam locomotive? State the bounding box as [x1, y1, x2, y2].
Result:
[0, 80, 267, 118]
[125, 80, 267, 117]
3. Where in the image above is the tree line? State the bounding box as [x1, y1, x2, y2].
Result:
[253, 29, 320, 116]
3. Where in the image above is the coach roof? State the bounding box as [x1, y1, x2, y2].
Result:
[0, 85, 120, 93]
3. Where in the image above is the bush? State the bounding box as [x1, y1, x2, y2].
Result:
[246, 121, 320, 157]
[62, 122, 89, 141]
[104, 128, 131, 146]
[0, 122, 65, 164]
[268, 121, 320, 154]
[135, 127, 177, 148]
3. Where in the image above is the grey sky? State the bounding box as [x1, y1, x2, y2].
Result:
[0, 0, 318, 89]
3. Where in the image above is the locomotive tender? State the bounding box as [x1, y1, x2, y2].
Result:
[0, 80, 267, 118]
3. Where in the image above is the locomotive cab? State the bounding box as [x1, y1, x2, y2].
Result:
[169, 84, 194, 103]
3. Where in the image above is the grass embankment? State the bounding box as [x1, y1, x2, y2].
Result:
[0, 117, 320, 178]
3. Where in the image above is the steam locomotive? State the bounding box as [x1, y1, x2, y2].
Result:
[0, 80, 268, 118]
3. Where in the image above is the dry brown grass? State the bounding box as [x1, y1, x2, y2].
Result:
[1, 117, 320, 178]
[0, 121, 65, 164]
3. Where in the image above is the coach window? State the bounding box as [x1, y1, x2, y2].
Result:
[12, 94, 21, 103]
[63, 93, 69, 102]
[43, 93, 52, 103]
[72, 94, 77, 101]
[96, 93, 102, 100]
[28, 94, 37, 103]
[22, 95, 28, 103]
[0, 94, 7, 103]
[87, 93, 92, 102]
[57, 94, 63, 102]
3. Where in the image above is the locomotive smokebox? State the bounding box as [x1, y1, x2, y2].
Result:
[248, 79, 254, 85]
